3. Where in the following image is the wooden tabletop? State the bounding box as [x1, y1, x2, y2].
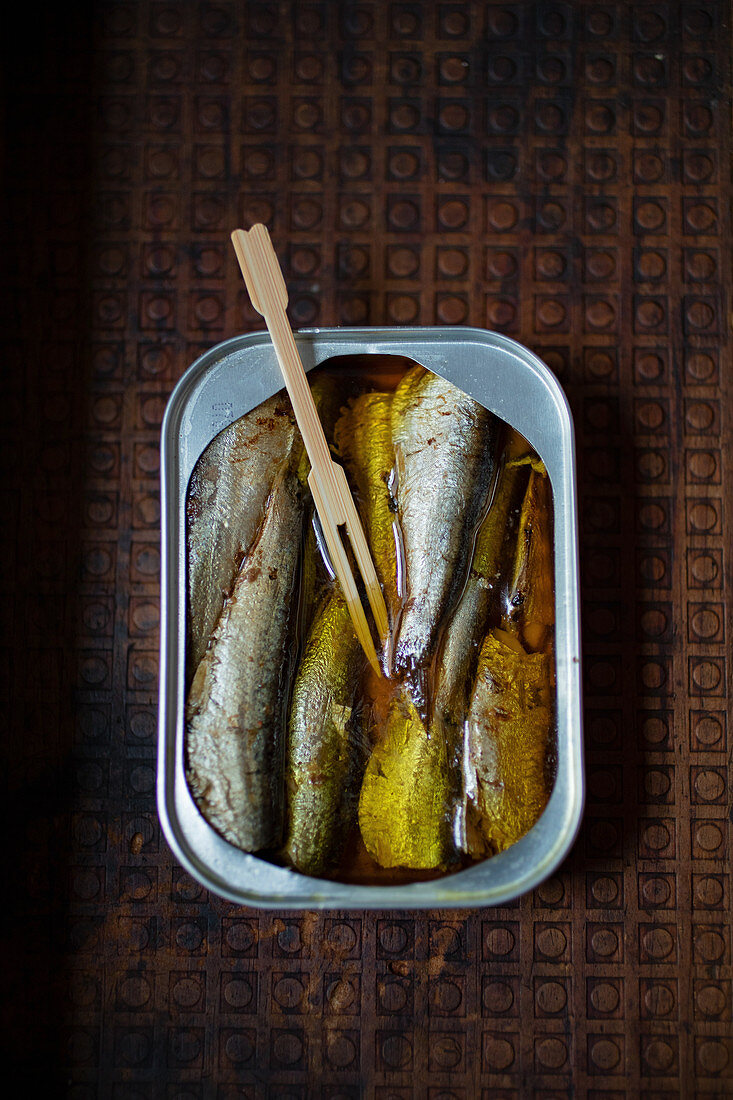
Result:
[3, 0, 731, 1093]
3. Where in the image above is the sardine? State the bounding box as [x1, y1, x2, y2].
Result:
[503, 464, 554, 653]
[185, 469, 304, 852]
[187, 374, 339, 673]
[284, 590, 366, 876]
[358, 686, 454, 869]
[391, 366, 498, 687]
[296, 508, 326, 645]
[187, 392, 298, 671]
[434, 433, 534, 729]
[295, 372, 344, 636]
[463, 629, 552, 857]
[334, 391, 401, 633]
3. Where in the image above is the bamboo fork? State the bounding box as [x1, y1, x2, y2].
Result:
[231, 224, 389, 676]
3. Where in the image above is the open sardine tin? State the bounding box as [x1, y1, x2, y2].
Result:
[158, 327, 583, 909]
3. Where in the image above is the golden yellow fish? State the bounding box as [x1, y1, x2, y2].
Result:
[334, 391, 400, 633]
[284, 590, 366, 876]
[463, 629, 552, 857]
[358, 686, 453, 870]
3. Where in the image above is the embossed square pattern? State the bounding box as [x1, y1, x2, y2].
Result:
[3, 0, 731, 1093]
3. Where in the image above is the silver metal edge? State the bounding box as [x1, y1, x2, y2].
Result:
[158, 326, 584, 909]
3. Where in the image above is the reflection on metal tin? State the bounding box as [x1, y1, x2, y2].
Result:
[158, 327, 583, 909]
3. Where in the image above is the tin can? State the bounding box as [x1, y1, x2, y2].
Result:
[158, 326, 583, 908]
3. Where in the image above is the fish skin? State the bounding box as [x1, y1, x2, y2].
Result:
[334, 391, 401, 632]
[463, 629, 552, 857]
[358, 685, 454, 870]
[433, 437, 534, 730]
[284, 590, 366, 876]
[187, 375, 339, 674]
[503, 464, 555, 653]
[391, 367, 499, 688]
[296, 509, 323, 645]
[185, 469, 304, 853]
[187, 391, 299, 672]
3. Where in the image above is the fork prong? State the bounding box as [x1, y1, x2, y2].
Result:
[331, 463, 390, 643]
[309, 467, 381, 676]
[344, 513, 390, 641]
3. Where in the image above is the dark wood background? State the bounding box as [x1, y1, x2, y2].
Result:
[3, 0, 731, 1094]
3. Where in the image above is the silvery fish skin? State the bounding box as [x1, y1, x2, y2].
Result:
[186, 392, 298, 672]
[284, 590, 366, 876]
[185, 469, 304, 852]
[391, 366, 499, 687]
[434, 436, 534, 730]
[334, 391, 401, 633]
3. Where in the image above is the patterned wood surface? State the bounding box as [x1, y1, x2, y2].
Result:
[3, 0, 731, 1094]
